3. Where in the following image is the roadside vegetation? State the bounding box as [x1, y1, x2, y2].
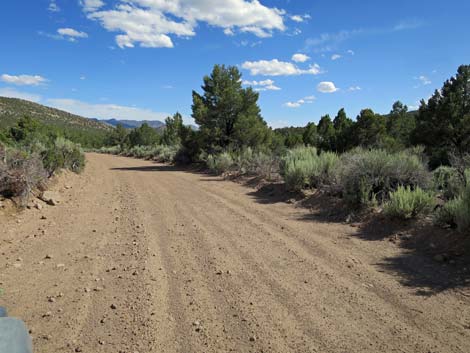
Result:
[0, 117, 85, 206]
[2, 64, 469, 234]
[97, 64, 470, 234]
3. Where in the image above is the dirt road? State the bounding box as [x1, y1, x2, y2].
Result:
[1, 153, 469, 353]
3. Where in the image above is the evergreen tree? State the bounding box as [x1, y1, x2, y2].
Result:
[192, 65, 269, 151]
[386, 101, 415, 147]
[317, 114, 335, 151]
[303, 122, 319, 147]
[333, 108, 354, 152]
[163, 112, 184, 145]
[413, 65, 470, 166]
[128, 123, 160, 147]
[354, 109, 387, 147]
[107, 123, 129, 148]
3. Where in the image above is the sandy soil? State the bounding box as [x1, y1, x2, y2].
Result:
[1, 153, 469, 353]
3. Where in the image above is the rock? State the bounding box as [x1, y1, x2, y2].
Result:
[65, 185, 72, 190]
[44, 254, 53, 259]
[249, 336, 257, 342]
[110, 304, 117, 310]
[84, 288, 91, 293]
[40, 191, 61, 206]
[35, 202, 43, 210]
[48, 297, 56, 303]
[98, 340, 105, 345]
[75, 347, 82, 352]
[56, 263, 65, 268]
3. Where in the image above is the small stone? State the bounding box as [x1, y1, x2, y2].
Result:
[75, 347, 82, 352]
[40, 216, 47, 220]
[40, 191, 61, 206]
[110, 304, 117, 310]
[84, 288, 91, 293]
[42, 311, 52, 318]
[48, 297, 56, 303]
[249, 336, 257, 342]
[35, 203, 43, 210]
[45, 254, 53, 259]
[56, 263, 65, 268]
[100, 318, 106, 324]
[17, 257, 23, 262]
[98, 340, 105, 345]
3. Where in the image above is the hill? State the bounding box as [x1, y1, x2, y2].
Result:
[97, 118, 165, 129]
[0, 96, 113, 147]
[0, 97, 113, 132]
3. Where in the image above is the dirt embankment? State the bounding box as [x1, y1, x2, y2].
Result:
[1, 153, 469, 353]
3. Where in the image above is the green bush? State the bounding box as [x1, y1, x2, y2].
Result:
[280, 147, 318, 191]
[338, 148, 430, 207]
[42, 137, 85, 175]
[384, 186, 435, 219]
[436, 181, 470, 233]
[432, 166, 465, 200]
[279, 147, 339, 192]
[310, 151, 339, 187]
[206, 152, 234, 174]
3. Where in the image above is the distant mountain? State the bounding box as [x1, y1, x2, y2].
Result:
[97, 118, 165, 129]
[0, 96, 113, 132]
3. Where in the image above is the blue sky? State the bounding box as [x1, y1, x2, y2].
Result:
[1, 0, 469, 127]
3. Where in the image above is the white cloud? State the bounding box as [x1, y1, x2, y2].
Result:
[48, 1, 60, 12]
[84, 0, 286, 49]
[58, 28, 89, 41]
[81, 0, 105, 12]
[304, 29, 362, 52]
[242, 79, 281, 91]
[1, 74, 47, 86]
[242, 59, 321, 76]
[0, 88, 42, 102]
[347, 49, 355, 55]
[331, 54, 341, 60]
[291, 53, 310, 63]
[47, 98, 173, 122]
[283, 95, 315, 108]
[80, 75, 86, 80]
[348, 86, 361, 91]
[317, 81, 338, 93]
[393, 19, 423, 31]
[290, 15, 303, 23]
[416, 75, 431, 86]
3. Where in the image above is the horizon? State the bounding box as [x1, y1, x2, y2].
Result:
[1, 0, 469, 127]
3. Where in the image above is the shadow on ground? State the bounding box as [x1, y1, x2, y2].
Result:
[111, 160, 470, 296]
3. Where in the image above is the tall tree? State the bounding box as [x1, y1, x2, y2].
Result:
[413, 65, 470, 166]
[128, 123, 160, 147]
[107, 123, 129, 148]
[303, 122, 319, 147]
[354, 109, 387, 147]
[192, 65, 268, 151]
[317, 114, 335, 151]
[163, 112, 184, 146]
[386, 101, 415, 147]
[333, 108, 354, 152]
